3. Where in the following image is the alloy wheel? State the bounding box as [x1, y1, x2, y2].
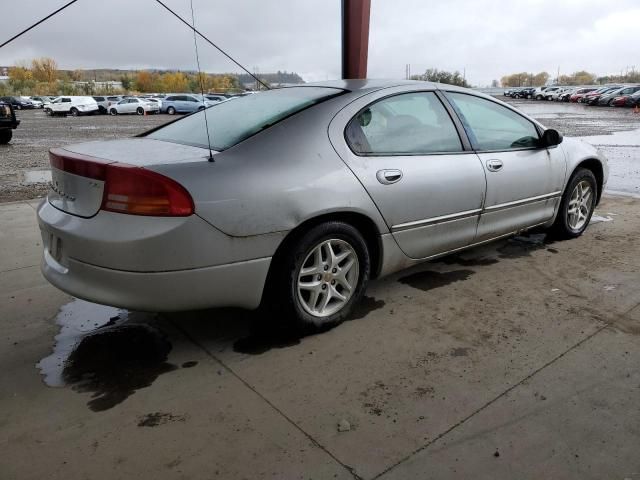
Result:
[296, 239, 359, 318]
[567, 180, 593, 231]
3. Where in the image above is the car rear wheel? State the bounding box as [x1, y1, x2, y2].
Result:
[267, 222, 370, 331]
[0, 129, 12, 144]
[551, 168, 597, 239]
[70, 107, 79, 116]
[536, 95, 543, 100]
[136, 107, 144, 115]
[167, 106, 176, 115]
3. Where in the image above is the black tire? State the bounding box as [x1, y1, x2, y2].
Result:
[70, 107, 79, 117]
[551, 168, 597, 239]
[136, 107, 144, 115]
[110, 108, 117, 115]
[266, 221, 371, 331]
[536, 95, 543, 100]
[0, 129, 12, 144]
[44, 108, 52, 116]
[167, 106, 176, 115]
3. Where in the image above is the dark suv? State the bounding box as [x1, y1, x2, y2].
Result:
[0, 101, 20, 144]
[0, 96, 35, 110]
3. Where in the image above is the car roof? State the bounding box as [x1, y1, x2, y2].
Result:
[304, 79, 436, 93]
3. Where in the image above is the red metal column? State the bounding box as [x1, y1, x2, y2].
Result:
[341, 0, 371, 79]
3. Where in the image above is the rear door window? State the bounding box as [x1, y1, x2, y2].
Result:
[345, 92, 463, 155]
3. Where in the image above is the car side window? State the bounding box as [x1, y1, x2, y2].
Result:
[62, 98, 71, 103]
[345, 92, 463, 155]
[446, 92, 540, 151]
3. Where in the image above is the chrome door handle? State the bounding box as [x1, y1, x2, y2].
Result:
[486, 159, 503, 172]
[376, 169, 403, 185]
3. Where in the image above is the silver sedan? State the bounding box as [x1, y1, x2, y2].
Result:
[38, 80, 608, 330]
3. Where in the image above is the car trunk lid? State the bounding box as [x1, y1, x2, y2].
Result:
[48, 138, 205, 218]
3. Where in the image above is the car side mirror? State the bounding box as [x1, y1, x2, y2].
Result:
[541, 129, 562, 147]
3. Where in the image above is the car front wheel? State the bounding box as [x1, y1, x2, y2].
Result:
[70, 107, 79, 116]
[268, 222, 370, 331]
[167, 107, 176, 115]
[551, 168, 597, 239]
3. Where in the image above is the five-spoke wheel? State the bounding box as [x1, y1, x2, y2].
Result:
[552, 168, 597, 238]
[297, 239, 359, 318]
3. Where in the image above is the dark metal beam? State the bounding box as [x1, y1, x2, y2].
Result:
[341, 0, 371, 79]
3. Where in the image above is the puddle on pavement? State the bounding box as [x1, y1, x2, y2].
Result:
[233, 296, 385, 355]
[496, 233, 556, 259]
[37, 299, 178, 412]
[437, 254, 499, 267]
[398, 269, 474, 291]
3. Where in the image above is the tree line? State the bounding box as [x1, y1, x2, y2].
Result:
[500, 70, 640, 87]
[410, 68, 469, 87]
[0, 57, 304, 96]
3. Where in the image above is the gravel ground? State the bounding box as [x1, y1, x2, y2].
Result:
[1, 98, 639, 202]
[0, 110, 169, 202]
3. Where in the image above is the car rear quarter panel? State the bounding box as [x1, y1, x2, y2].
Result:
[149, 97, 390, 238]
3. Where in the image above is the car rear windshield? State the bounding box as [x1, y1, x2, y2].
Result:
[147, 87, 344, 151]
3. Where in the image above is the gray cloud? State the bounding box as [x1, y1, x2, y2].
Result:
[1, 0, 638, 85]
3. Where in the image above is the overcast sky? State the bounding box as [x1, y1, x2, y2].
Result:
[1, 0, 638, 86]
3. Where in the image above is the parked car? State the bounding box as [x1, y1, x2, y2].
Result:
[569, 88, 597, 102]
[109, 97, 160, 115]
[144, 98, 163, 110]
[510, 87, 535, 99]
[0, 96, 35, 109]
[38, 80, 607, 331]
[0, 100, 20, 144]
[597, 86, 640, 106]
[104, 95, 123, 110]
[30, 96, 53, 106]
[160, 94, 216, 114]
[558, 88, 578, 102]
[92, 96, 110, 114]
[613, 90, 640, 107]
[44, 96, 99, 116]
[24, 96, 44, 108]
[532, 86, 551, 100]
[550, 87, 572, 101]
[541, 86, 563, 100]
[581, 86, 623, 104]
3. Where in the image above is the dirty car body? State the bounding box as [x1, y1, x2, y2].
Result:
[38, 80, 608, 325]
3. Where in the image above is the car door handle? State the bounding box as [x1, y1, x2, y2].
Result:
[486, 159, 503, 172]
[376, 169, 403, 185]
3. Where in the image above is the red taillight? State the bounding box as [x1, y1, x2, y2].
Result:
[49, 149, 194, 217]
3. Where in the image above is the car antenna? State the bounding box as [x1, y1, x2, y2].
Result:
[189, 0, 214, 162]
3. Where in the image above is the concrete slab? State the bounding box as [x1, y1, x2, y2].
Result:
[0, 202, 41, 272]
[377, 324, 640, 480]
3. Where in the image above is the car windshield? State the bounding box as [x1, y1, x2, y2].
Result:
[148, 87, 344, 151]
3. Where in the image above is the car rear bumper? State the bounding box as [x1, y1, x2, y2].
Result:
[37, 199, 276, 311]
[41, 250, 271, 312]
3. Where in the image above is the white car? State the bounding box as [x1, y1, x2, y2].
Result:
[25, 96, 44, 108]
[45, 96, 99, 116]
[109, 98, 160, 115]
